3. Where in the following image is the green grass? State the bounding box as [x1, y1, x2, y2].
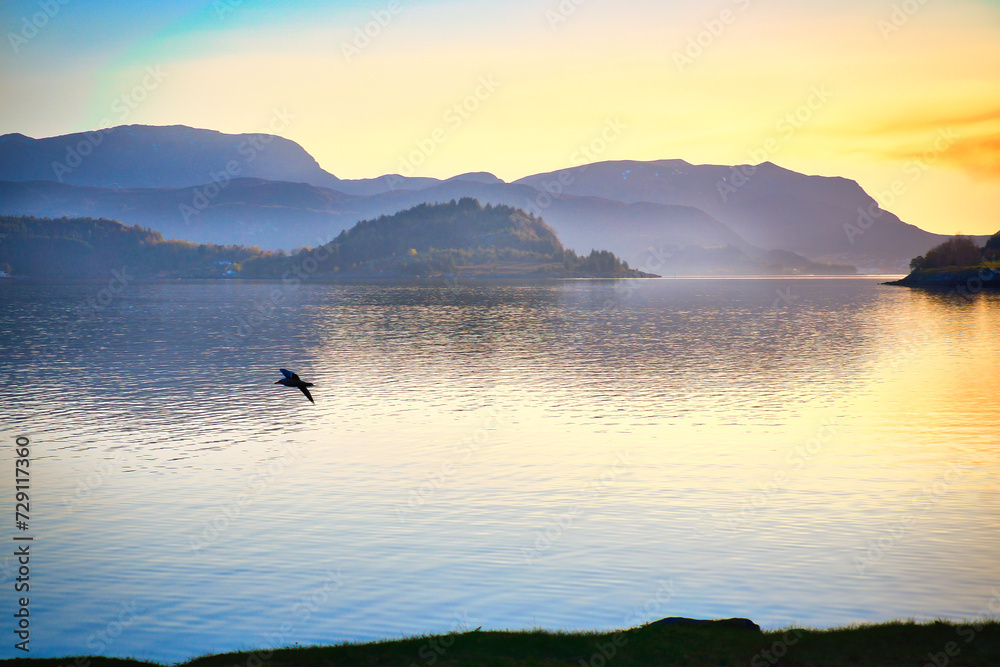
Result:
[3, 621, 999, 667]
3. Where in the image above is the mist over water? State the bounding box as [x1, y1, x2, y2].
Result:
[1, 277, 998, 662]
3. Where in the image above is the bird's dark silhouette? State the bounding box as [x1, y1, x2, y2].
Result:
[275, 368, 314, 403]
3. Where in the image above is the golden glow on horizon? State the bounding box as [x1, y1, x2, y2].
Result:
[2, 0, 999, 235]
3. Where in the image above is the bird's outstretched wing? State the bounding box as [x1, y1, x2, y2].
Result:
[298, 385, 314, 403]
[279, 368, 297, 381]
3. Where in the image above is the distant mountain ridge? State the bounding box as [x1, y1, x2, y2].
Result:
[0, 125, 337, 190]
[0, 125, 435, 195]
[0, 124, 961, 273]
[515, 160, 947, 270]
[0, 178, 851, 275]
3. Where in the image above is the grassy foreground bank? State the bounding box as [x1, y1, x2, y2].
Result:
[3, 621, 999, 667]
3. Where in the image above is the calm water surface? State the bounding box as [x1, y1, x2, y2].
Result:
[0, 277, 998, 662]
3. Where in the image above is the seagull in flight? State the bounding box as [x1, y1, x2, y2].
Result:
[275, 368, 315, 403]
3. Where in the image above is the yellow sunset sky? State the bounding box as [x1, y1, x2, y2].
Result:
[2, 0, 998, 234]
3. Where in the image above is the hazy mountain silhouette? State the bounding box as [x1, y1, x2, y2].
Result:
[0, 125, 959, 272]
[515, 160, 950, 272]
[0, 125, 436, 194]
[0, 178, 363, 248]
[0, 177, 850, 274]
[444, 172, 506, 185]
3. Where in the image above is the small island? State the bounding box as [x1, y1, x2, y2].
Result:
[886, 231, 1000, 289]
[239, 198, 657, 280]
[0, 199, 657, 281]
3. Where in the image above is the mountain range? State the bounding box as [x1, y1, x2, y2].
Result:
[0, 125, 960, 274]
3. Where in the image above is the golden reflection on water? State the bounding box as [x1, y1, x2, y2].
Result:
[856, 288, 1000, 455]
[0, 278, 997, 662]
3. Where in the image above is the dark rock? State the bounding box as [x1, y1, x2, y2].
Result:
[885, 265, 1000, 288]
[648, 617, 761, 632]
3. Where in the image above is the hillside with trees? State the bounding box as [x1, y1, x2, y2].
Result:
[0, 215, 267, 278]
[889, 231, 1000, 288]
[0, 200, 653, 280]
[240, 198, 648, 278]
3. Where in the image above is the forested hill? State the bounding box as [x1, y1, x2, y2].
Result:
[330, 197, 562, 256]
[240, 198, 645, 277]
[0, 215, 266, 278]
[0, 200, 651, 279]
[888, 231, 1000, 288]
